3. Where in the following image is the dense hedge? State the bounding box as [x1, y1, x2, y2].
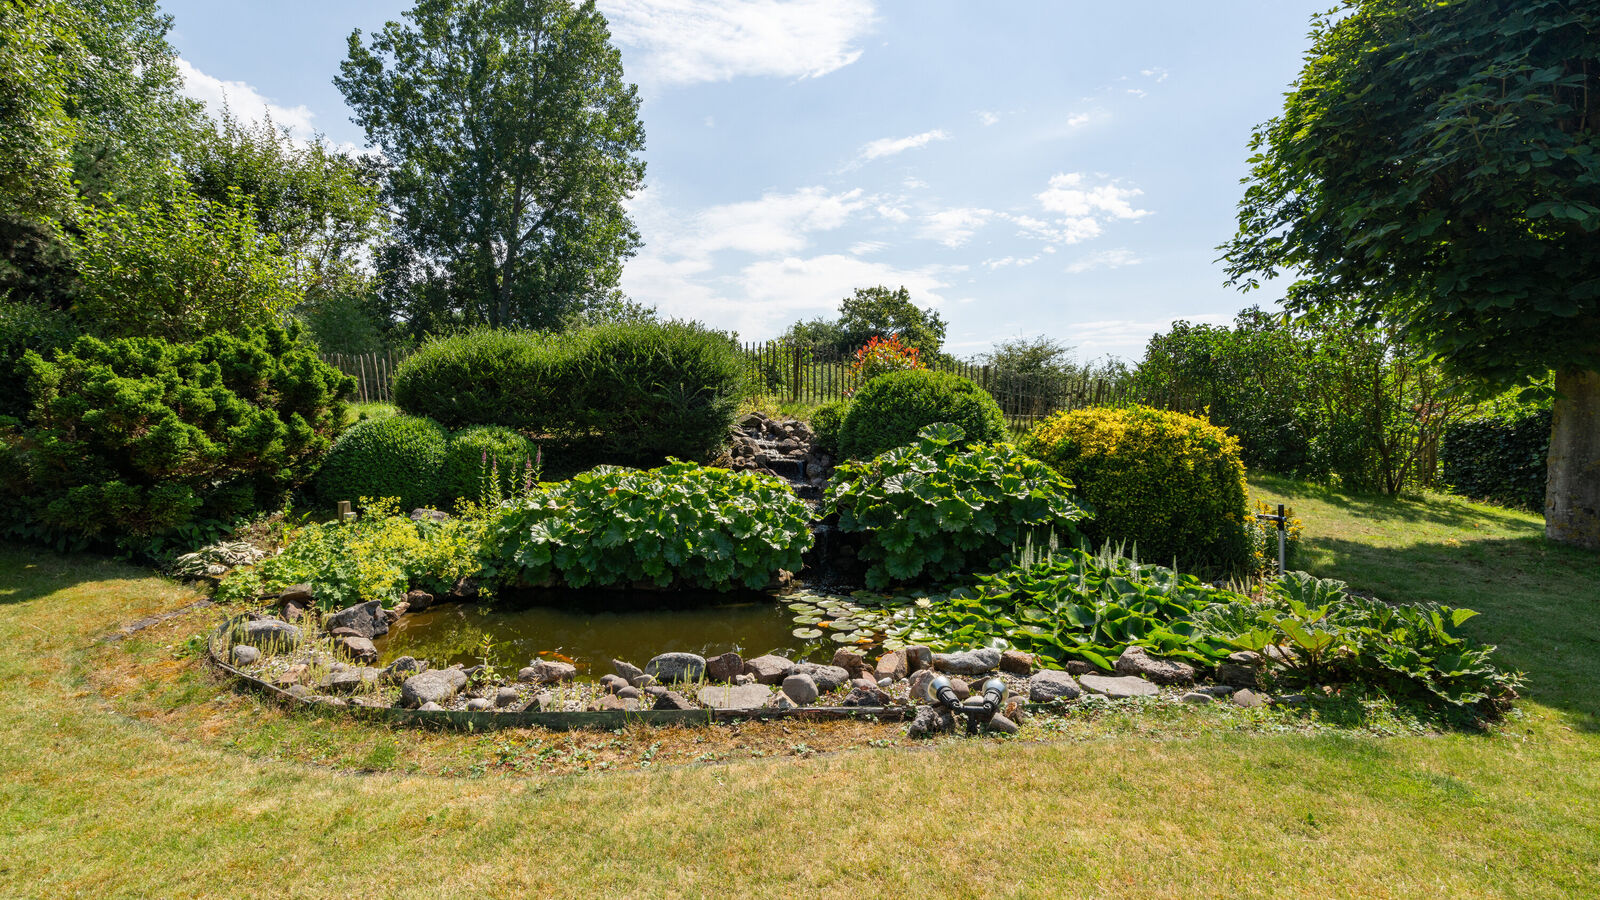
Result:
[1021, 406, 1250, 573]
[808, 399, 851, 455]
[392, 323, 745, 468]
[313, 415, 449, 511]
[0, 300, 80, 420]
[1441, 409, 1551, 512]
[441, 425, 538, 504]
[837, 369, 1006, 460]
[0, 322, 350, 554]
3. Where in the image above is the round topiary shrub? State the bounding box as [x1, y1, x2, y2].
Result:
[807, 399, 851, 455]
[391, 329, 567, 430]
[837, 369, 1006, 460]
[314, 415, 449, 511]
[1020, 405, 1250, 573]
[442, 425, 538, 504]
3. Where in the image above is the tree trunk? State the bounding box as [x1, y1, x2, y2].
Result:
[1545, 368, 1600, 550]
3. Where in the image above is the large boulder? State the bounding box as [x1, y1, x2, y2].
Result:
[696, 683, 774, 709]
[705, 652, 744, 682]
[1079, 673, 1159, 699]
[781, 672, 819, 706]
[644, 652, 707, 683]
[932, 647, 1001, 676]
[652, 690, 696, 710]
[1027, 669, 1082, 702]
[400, 668, 468, 707]
[234, 619, 302, 651]
[743, 654, 795, 685]
[324, 600, 389, 640]
[789, 662, 849, 692]
[874, 651, 907, 681]
[1114, 645, 1196, 686]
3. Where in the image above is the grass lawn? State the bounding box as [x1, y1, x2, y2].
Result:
[1, 478, 1597, 898]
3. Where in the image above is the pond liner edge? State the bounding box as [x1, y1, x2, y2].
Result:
[207, 650, 929, 731]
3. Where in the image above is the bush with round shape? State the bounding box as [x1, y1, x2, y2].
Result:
[837, 369, 1006, 461]
[314, 415, 448, 511]
[825, 423, 1087, 589]
[391, 328, 567, 430]
[807, 399, 851, 455]
[442, 425, 538, 504]
[1021, 405, 1250, 573]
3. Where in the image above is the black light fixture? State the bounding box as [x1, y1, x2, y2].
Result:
[924, 674, 1011, 734]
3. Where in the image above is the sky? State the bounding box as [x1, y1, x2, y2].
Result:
[162, 0, 1326, 363]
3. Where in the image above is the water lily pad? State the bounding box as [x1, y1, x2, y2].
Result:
[829, 632, 859, 643]
[792, 627, 823, 639]
[788, 603, 818, 613]
[793, 615, 822, 625]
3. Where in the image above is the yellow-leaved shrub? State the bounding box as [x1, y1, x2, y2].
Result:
[1021, 405, 1251, 573]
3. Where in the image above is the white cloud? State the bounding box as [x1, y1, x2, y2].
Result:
[599, 0, 877, 86]
[902, 175, 929, 190]
[1037, 173, 1149, 220]
[977, 110, 1001, 126]
[859, 128, 950, 161]
[692, 187, 867, 255]
[919, 207, 994, 248]
[875, 203, 911, 223]
[1007, 212, 1103, 245]
[1065, 112, 1090, 128]
[1141, 66, 1170, 82]
[849, 240, 887, 256]
[177, 58, 319, 142]
[737, 254, 954, 323]
[1064, 248, 1141, 274]
[982, 254, 1041, 270]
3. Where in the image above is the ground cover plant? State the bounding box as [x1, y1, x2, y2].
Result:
[825, 423, 1086, 589]
[485, 460, 813, 591]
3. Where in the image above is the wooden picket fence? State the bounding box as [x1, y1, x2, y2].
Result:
[320, 349, 412, 404]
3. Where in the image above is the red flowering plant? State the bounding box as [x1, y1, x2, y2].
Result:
[847, 334, 924, 395]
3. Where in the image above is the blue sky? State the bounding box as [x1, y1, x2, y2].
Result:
[164, 0, 1324, 362]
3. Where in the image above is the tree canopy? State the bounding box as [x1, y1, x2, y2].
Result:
[337, 0, 646, 332]
[783, 285, 948, 358]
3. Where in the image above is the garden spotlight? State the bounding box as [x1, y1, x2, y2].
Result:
[923, 674, 1011, 734]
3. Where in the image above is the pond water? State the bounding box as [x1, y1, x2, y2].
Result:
[374, 589, 830, 677]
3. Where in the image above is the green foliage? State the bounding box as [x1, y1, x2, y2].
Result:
[216, 498, 483, 610]
[1022, 405, 1251, 573]
[0, 0, 78, 231]
[393, 322, 745, 466]
[313, 414, 449, 512]
[808, 399, 851, 455]
[442, 425, 537, 504]
[1441, 408, 1552, 512]
[825, 423, 1087, 590]
[838, 369, 1006, 461]
[0, 298, 79, 419]
[0, 321, 350, 554]
[782, 285, 948, 359]
[1245, 498, 1305, 578]
[484, 460, 813, 591]
[70, 176, 302, 342]
[338, 0, 646, 332]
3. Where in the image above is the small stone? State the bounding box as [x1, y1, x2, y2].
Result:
[907, 705, 956, 738]
[1064, 660, 1096, 676]
[495, 687, 521, 708]
[518, 659, 577, 684]
[278, 583, 314, 605]
[409, 508, 450, 523]
[466, 698, 492, 711]
[329, 626, 362, 638]
[743, 654, 795, 685]
[652, 690, 695, 710]
[400, 668, 468, 707]
[600, 673, 628, 694]
[285, 684, 312, 700]
[613, 659, 644, 682]
[418, 701, 444, 712]
[382, 656, 427, 684]
[235, 619, 302, 652]
[230, 645, 261, 666]
[522, 691, 555, 712]
[789, 662, 849, 692]
[1232, 688, 1267, 709]
[1180, 691, 1215, 704]
[383, 602, 408, 623]
[644, 652, 707, 683]
[850, 677, 877, 691]
[1273, 693, 1307, 706]
[318, 670, 364, 694]
[404, 589, 435, 611]
[1194, 685, 1236, 698]
[984, 713, 1019, 735]
[1217, 650, 1263, 687]
[696, 683, 774, 709]
[932, 647, 1002, 675]
[908, 669, 937, 702]
[1079, 673, 1159, 699]
[732, 673, 756, 686]
[705, 651, 744, 682]
[874, 650, 908, 681]
[276, 664, 308, 686]
[949, 679, 971, 701]
[1000, 650, 1034, 675]
[1028, 669, 1082, 702]
[1114, 645, 1197, 686]
[904, 645, 933, 673]
[781, 672, 819, 706]
[630, 674, 658, 689]
[616, 686, 642, 700]
[643, 685, 669, 698]
[334, 635, 378, 664]
[323, 600, 389, 640]
[840, 685, 890, 707]
[877, 676, 893, 688]
[831, 649, 867, 676]
[768, 693, 799, 710]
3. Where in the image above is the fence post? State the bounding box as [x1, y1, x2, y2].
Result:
[791, 344, 801, 404]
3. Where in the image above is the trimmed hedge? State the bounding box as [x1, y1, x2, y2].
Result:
[808, 399, 851, 455]
[0, 321, 350, 554]
[442, 425, 538, 504]
[392, 322, 745, 468]
[314, 415, 449, 511]
[1441, 408, 1551, 512]
[1021, 405, 1250, 573]
[837, 369, 1006, 460]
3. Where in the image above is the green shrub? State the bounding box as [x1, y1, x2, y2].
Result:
[215, 498, 483, 609]
[392, 322, 745, 466]
[0, 300, 80, 420]
[0, 321, 350, 555]
[1440, 408, 1551, 511]
[1021, 405, 1250, 573]
[484, 460, 813, 591]
[442, 425, 538, 504]
[825, 423, 1087, 589]
[837, 369, 1005, 460]
[808, 399, 851, 454]
[313, 415, 448, 511]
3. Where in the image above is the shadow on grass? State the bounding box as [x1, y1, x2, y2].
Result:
[0, 542, 148, 608]
[1251, 473, 1538, 533]
[1301, 532, 1600, 733]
